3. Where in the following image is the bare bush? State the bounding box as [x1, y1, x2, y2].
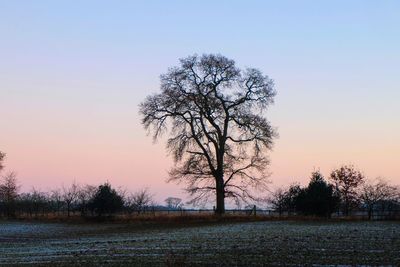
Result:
[165, 197, 183, 210]
[360, 178, 399, 219]
[0, 172, 20, 216]
[62, 182, 79, 217]
[126, 188, 153, 214]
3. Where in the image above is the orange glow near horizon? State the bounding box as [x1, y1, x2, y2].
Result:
[2, 106, 399, 204]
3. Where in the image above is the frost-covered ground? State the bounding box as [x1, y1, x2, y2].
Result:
[0, 220, 399, 266]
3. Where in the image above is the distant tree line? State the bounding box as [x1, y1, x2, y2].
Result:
[0, 179, 152, 218]
[1, 151, 399, 220]
[0, 178, 185, 219]
[0, 151, 187, 218]
[268, 165, 400, 219]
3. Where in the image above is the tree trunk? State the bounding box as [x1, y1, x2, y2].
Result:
[215, 177, 225, 214]
[344, 197, 349, 216]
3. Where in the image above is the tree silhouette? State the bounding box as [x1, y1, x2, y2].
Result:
[62, 182, 79, 217]
[330, 165, 364, 216]
[295, 171, 339, 217]
[165, 197, 183, 209]
[0, 152, 5, 172]
[89, 183, 124, 217]
[0, 172, 19, 217]
[268, 187, 288, 216]
[126, 188, 153, 214]
[77, 184, 97, 216]
[140, 54, 276, 214]
[360, 178, 398, 220]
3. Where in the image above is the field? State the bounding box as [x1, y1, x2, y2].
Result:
[0, 220, 399, 266]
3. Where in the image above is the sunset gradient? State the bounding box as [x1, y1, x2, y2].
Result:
[1, 1, 399, 203]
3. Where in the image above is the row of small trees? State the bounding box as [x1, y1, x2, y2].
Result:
[0, 177, 185, 218]
[1, 151, 399, 219]
[0, 180, 136, 218]
[269, 165, 400, 219]
[0, 153, 185, 218]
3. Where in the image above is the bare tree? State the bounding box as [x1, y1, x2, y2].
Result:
[165, 197, 183, 210]
[50, 189, 64, 216]
[62, 182, 79, 217]
[126, 188, 153, 214]
[0, 152, 5, 172]
[330, 165, 365, 216]
[0, 172, 20, 217]
[360, 178, 398, 220]
[268, 187, 288, 216]
[140, 54, 276, 214]
[77, 184, 97, 216]
[20, 188, 48, 217]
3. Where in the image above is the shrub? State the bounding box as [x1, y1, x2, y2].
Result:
[88, 183, 124, 216]
[295, 171, 339, 217]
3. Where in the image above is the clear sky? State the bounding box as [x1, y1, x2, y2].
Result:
[1, 1, 399, 204]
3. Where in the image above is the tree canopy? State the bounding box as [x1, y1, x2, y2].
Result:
[330, 165, 364, 216]
[295, 171, 339, 217]
[89, 183, 124, 217]
[140, 54, 276, 213]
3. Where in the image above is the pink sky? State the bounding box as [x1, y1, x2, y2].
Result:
[2, 93, 399, 204]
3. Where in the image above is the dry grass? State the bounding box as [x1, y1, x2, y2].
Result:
[5, 212, 393, 227]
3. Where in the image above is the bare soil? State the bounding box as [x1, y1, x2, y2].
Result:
[0, 220, 399, 266]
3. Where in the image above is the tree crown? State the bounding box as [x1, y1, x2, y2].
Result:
[140, 54, 277, 206]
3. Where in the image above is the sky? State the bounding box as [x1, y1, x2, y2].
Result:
[0, 1, 399, 204]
